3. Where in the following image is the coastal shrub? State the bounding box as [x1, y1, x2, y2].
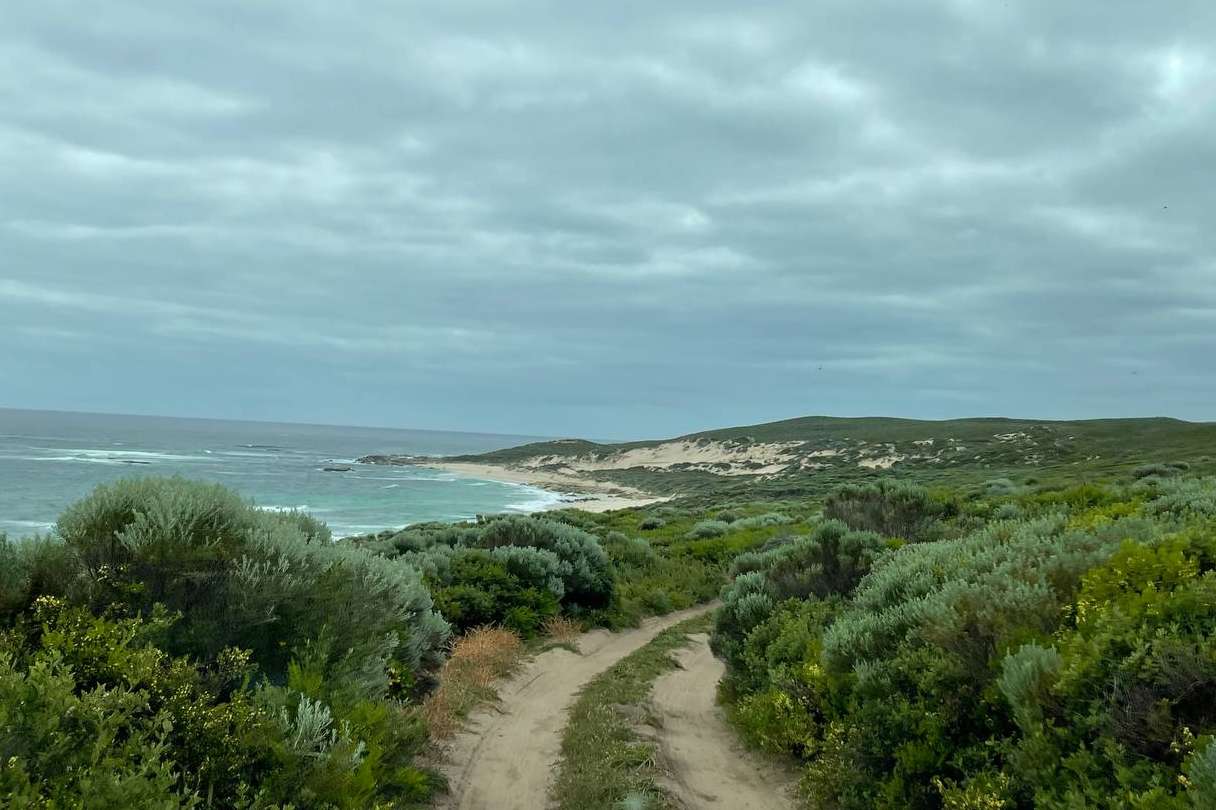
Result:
[823, 480, 946, 542]
[233, 519, 450, 686]
[1145, 477, 1216, 519]
[0, 534, 80, 620]
[730, 512, 794, 530]
[716, 510, 740, 523]
[1133, 462, 1182, 479]
[52, 478, 450, 687]
[0, 599, 270, 808]
[710, 572, 775, 667]
[427, 549, 559, 637]
[993, 502, 1023, 521]
[475, 515, 614, 608]
[1, 596, 440, 808]
[686, 519, 729, 539]
[983, 477, 1020, 496]
[602, 533, 657, 569]
[711, 480, 1216, 809]
[763, 521, 886, 602]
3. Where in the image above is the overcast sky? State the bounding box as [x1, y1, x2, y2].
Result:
[2, 1, 1214, 439]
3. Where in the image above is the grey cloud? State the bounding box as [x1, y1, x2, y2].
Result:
[2, 0, 1214, 437]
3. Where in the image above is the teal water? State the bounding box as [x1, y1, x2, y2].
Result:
[0, 409, 557, 539]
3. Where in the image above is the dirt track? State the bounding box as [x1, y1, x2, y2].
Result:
[436, 605, 714, 810]
[649, 633, 794, 809]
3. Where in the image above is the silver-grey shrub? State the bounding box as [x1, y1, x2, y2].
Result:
[475, 515, 614, 608]
[1144, 477, 1216, 519]
[730, 513, 794, 530]
[54, 478, 449, 690]
[686, 519, 729, 539]
[822, 515, 1157, 673]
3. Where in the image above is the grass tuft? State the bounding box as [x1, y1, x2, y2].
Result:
[422, 626, 523, 738]
[551, 613, 713, 810]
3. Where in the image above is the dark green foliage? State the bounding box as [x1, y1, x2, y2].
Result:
[476, 515, 615, 608]
[0, 597, 439, 809]
[711, 478, 1216, 809]
[427, 548, 560, 636]
[1, 478, 450, 808]
[823, 480, 948, 542]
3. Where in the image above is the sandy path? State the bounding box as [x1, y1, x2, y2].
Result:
[649, 633, 795, 809]
[437, 605, 713, 810]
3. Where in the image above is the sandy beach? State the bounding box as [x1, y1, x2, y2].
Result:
[419, 461, 670, 513]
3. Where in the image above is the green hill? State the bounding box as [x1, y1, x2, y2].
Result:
[448, 415, 1216, 499]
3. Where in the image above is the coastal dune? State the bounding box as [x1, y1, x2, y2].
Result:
[421, 460, 670, 513]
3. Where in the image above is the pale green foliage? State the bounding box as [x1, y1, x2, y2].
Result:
[1186, 740, 1216, 805]
[729, 520, 884, 601]
[686, 519, 729, 539]
[53, 478, 450, 685]
[822, 515, 1155, 671]
[488, 545, 568, 598]
[999, 643, 1063, 732]
[730, 512, 794, 530]
[1146, 476, 1216, 519]
[234, 517, 451, 687]
[602, 533, 657, 568]
[476, 515, 614, 607]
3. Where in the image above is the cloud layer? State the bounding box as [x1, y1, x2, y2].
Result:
[3, 1, 1214, 437]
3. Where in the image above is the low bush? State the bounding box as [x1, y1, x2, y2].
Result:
[1, 478, 452, 808]
[712, 479, 1216, 809]
[686, 519, 730, 539]
[823, 480, 948, 542]
[477, 516, 615, 608]
[427, 548, 561, 637]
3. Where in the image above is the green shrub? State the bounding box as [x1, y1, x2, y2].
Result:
[428, 549, 559, 636]
[764, 521, 886, 602]
[1145, 477, 1216, 519]
[53, 478, 450, 689]
[476, 515, 614, 608]
[713, 480, 1216, 810]
[603, 534, 657, 569]
[730, 513, 794, 530]
[686, 519, 729, 539]
[1134, 462, 1183, 479]
[823, 480, 947, 542]
[0, 534, 81, 620]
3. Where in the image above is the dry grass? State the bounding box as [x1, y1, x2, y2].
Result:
[543, 615, 584, 645]
[423, 626, 523, 739]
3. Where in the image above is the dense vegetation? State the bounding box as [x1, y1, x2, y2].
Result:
[1, 478, 450, 808]
[0, 478, 769, 807]
[431, 416, 1216, 500]
[712, 475, 1216, 808]
[6, 451, 1216, 808]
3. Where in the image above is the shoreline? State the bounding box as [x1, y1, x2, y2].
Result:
[415, 460, 671, 514]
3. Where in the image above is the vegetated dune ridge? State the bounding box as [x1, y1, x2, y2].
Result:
[436, 605, 714, 810]
[646, 633, 794, 809]
[360, 415, 1216, 501]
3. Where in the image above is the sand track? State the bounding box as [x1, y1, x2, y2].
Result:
[436, 606, 713, 810]
[649, 633, 795, 809]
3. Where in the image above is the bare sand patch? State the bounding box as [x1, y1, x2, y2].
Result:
[435, 606, 714, 810]
[648, 633, 796, 809]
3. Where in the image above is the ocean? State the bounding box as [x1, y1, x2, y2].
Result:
[0, 408, 558, 539]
